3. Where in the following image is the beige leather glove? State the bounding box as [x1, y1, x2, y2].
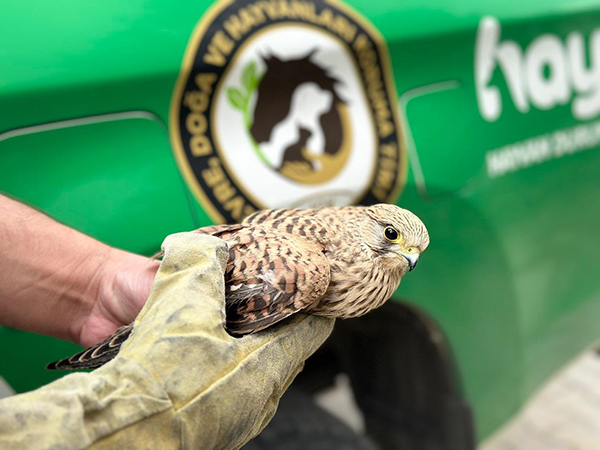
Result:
[0, 233, 334, 450]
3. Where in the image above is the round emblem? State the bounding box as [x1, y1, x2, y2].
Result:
[170, 0, 406, 223]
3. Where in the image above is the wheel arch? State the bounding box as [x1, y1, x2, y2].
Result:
[298, 298, 476, 450]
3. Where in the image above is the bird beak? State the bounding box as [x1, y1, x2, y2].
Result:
[401, 253, 419, 271]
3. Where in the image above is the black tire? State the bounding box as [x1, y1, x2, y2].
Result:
[295, 301, 476, 450]
[243, 387, 379, 450]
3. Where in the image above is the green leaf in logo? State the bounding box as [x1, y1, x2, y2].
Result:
[242, 61, 256, 92]
[250, 70, 265, 93]
[227, 87, 247, 111]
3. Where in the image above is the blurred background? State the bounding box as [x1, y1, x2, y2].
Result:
[2, 0, 600, 448]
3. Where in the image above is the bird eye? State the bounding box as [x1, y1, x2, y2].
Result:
[384, 226, 399, 241]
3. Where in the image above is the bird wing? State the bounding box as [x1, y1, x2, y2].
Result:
[223, 226, 331, 335]
[243, 208, 290, 225]
[47, 221, 330, 370]
[193, 223, 245, 238]
[242, 208, 311, 226]
[47, 324, 133, 370]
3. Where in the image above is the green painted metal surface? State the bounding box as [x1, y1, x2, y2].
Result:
[1, 0, 600, 441]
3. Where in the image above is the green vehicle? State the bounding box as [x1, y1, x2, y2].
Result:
[2, 0, 600, 447]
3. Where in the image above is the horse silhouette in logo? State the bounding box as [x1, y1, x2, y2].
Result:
[250, 52, 352, 184]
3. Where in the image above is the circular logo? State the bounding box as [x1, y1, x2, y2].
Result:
[170, 0, 406, 223]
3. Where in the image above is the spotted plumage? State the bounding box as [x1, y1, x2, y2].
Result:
[48, 204, 429, 370]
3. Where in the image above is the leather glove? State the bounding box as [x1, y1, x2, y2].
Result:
[0, 233, 334, 449]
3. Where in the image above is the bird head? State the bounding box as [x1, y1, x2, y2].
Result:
[362, 204, 429, 273]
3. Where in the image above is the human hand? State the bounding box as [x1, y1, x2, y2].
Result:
[77, 249, 160, 348]
[0, 232, 334, 450]
[0, 194, 160, 347]
[109, 232, 335, 448]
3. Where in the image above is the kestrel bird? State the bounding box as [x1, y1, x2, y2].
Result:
[48, 204, 429, 370]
